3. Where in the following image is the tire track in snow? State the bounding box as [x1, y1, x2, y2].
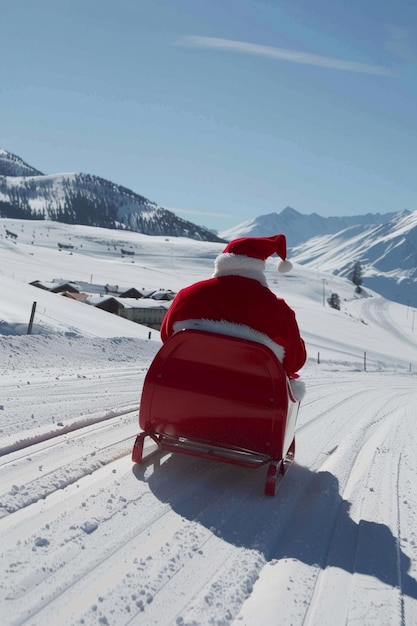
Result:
[0, 366, 147, 440]
[362, 298, 417, 350]
[0, 407, 143, 515]
[1, 453, 272, 626]
[298, 382, 412, 471]
[1, 456, 187, 623]
[297, 391, 417, 625]
[345, 404, 417, 625]
[234, 379, 417, 625]
[396, 408, 417, 624]
[0, 405, 139, 457]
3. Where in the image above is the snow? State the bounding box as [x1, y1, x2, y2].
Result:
[1, 218, 417, 625]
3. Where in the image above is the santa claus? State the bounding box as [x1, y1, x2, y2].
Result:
[160, 234, 306, 381]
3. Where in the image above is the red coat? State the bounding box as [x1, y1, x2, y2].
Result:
[161, 275, 306, 378]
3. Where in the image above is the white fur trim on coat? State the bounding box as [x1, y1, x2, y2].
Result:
[172, 318, 285, 363]
[288, 378, 306, 402]
[213, 253, 267, 286]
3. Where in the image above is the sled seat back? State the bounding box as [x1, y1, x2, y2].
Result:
[139, 330, 298, 462]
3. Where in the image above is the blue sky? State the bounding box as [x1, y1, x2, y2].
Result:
[1, 0, 416, 231]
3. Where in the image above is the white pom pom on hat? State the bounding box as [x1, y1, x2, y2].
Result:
[222, 234, 292, 273]
[277, 258, 293, 273]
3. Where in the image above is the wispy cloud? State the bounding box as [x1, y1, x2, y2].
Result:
[177, 36, 393, 76]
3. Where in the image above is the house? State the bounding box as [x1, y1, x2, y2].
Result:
[118, 287, 143, 299]
[30, 280, 79, 293]
[91, 297, 171, 330]
[151, 289, 176, 301]
[31, 279, 106, 296]
[105, 284, 119, 294]
[61, 292, 89, 303]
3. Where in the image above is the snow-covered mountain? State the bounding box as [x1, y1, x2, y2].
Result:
[220, 206, 417, 308]
[0, 148, 224, 242]
[219, 206, 401, 247]
[291, 209, 417, 307]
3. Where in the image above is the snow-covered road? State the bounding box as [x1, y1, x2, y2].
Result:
[1, 349, 416, 626]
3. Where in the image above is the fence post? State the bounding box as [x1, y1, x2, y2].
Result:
[364, 351, 367, 371]
[318, 352, 320, 364]
[27, 301, 37, 335]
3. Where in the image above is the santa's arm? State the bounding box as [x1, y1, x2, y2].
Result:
[281, 307, 307, 377]
[160, 293, 181, 342]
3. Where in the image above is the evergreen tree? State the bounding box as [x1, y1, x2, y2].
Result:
[327, 293, 341, 310]
[351, 260, 363, 293]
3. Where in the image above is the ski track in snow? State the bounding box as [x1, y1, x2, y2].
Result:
[1, 365, 417, 626]
[361, 298, 413, 348]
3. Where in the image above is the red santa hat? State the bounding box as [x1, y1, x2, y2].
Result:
[213, 234, 292, 282]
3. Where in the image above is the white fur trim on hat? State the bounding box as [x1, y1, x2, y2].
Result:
[213, 253, 267, 285]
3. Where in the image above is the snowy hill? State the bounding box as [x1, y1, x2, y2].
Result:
[1, 219, 417, 626]
[0, 148, 224, 242]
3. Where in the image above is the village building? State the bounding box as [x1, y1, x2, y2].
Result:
[29, 278, 175, 330]
[88, 296, 170, 330]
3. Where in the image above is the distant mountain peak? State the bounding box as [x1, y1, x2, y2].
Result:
[280, 206, 300, 217]
[219, 207, 401, 248]
[0, 148, 44, 177]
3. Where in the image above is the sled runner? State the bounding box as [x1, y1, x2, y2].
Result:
[132, 329, 300, 495]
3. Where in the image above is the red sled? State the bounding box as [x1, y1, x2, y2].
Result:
[132, 329, 300, 495]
